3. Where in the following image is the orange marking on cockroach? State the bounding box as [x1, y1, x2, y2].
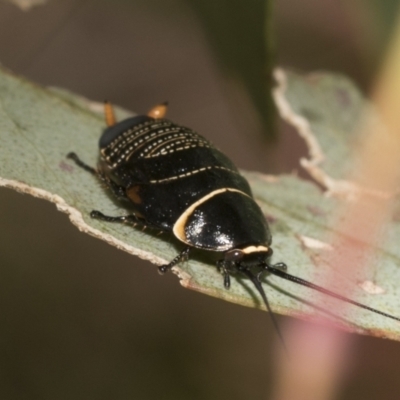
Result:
[147, 102, 168, 119]
[104, 100, 117, 127]
[127, 185, 142, 204]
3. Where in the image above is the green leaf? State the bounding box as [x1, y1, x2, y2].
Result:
[1, 66, 399, 341]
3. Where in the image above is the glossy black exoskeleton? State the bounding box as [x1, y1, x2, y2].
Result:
[67, 102, 400, 340]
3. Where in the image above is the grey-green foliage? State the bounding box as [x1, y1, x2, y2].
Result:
[282, 72, 365, 179]
[0, 66, 399, 341]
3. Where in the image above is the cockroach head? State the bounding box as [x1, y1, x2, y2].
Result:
[223, 245, 272, 269]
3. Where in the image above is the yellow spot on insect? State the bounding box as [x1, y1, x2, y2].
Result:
[241, 245, 270, 254]
[147, 102, 168, 119]
[127, 185, 142, 204]
[104, 100, 117, 127]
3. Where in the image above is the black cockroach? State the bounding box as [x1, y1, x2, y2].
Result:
[67, 101, 400, 340]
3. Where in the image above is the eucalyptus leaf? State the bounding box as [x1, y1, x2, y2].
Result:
[1, 66, 399, 341]
[280, 70, 365, 180]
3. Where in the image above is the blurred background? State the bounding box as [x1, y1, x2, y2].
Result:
[0, 0, 400, 398]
